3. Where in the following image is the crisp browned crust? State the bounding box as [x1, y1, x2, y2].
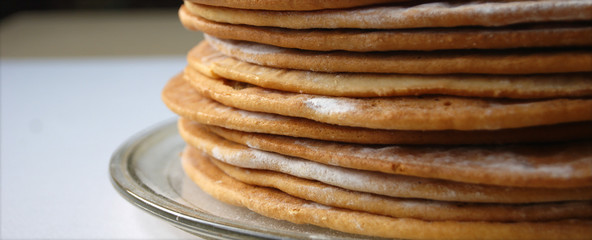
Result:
[162, 74, 592, 144]
[181, 146, 592, 239]
[206, 35, 592, 74]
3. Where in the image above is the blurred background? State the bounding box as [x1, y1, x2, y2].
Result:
[1, 0, 178, 18]
[1, 0, 203, 239]
[1, 0, 203, 57]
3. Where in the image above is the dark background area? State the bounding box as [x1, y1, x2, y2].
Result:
[0, 0, 201, 58]
[1, 0, 181, 20]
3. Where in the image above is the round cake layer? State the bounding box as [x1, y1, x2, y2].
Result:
[206, 35, 592, 74]
[180, 7, 592, 51]
[186, 120, 592, 188]
[184, 66, 592, 131]
[162, 74, 592, 144]
[185, 0, 398, 11]
[186, 0, 592, 29]
[189, 41, 592, 98]
[178, 120, 592, 203]
[181, 146, 592, 239]
[211, 154, 592, 221]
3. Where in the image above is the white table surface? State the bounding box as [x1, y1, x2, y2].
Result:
[1, 10, 203, 239]
[0, 57, 201, 239]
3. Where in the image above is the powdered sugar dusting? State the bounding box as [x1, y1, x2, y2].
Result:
[196, 0, 591, 29]
[301, 0, 591, 28]
[211, 147, 224, 161]
[215, 148, 482, 200]
[302, 202, 332, 210]
[243, 149, 388, 193]
[304, 97, 356, 115]
[205, 139, 589, 202]
[206, 34, 283, 56]
[485, 161, 576, 179]
[237, 109, 283, 121]
[244, 140, 259, 149]
[290, 140, 587, 180]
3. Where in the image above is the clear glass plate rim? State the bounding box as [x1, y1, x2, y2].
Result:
[108, 119, 306, 240]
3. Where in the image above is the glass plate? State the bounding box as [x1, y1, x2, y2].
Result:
[109, 119, 379, 240]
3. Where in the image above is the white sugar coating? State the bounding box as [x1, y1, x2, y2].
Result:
[206, 34, 283, 56]
[304, 97, 357, 115]
[211, 146, 225, 161]
[236, 109, 283, 121]
[244, 149, 389, 195]
[486, 161, 576, 179]
[205, 35, 285, 66]
[213, 148, 486, 200]
[190, 0, 591, 30]
[315, 0, 592, 28]
[202, 137, 592, 201]
[303, 71, 321, 83]
[303, 70, 345, 85]
[352, 219, 364, 231]
[302, 202, 333, 210]
[244, 140, 259, 149]
[459, 1, 592, 23]
[290, 140, 585, 179]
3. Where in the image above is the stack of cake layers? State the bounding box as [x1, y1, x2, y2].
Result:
[162, 0, 592, 239]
